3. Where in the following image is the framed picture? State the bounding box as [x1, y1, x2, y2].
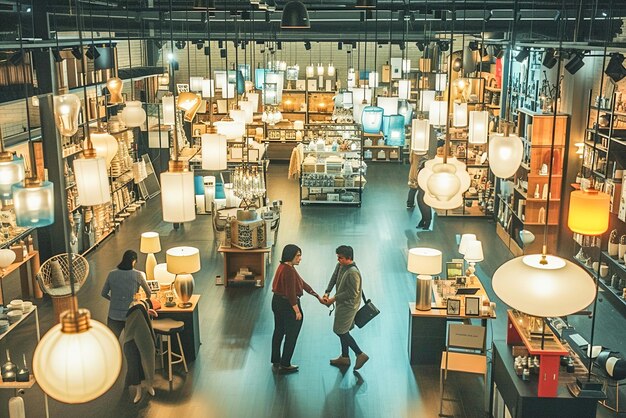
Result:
[307, 79, 318, 92]
[146, 280, 161, 293]
[248, 148, 260, 162]
[446, 261, 464, 279]
[465, 296, 481, 316]
[231, 147, 244, 160]
[296, 80, 306, 91]
[447, 298, 461, 316]
[176, 83, 189, 94]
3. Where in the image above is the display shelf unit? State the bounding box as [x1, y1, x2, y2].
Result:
[363, 133, 402, 163]
[299, 123, 364, 206]
[495, 109, 569, 255]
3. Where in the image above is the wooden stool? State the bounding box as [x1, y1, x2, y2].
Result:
[152, 318, 188, 381]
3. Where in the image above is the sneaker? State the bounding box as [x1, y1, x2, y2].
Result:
[330, 356, 351, 367]
[279, 364, 299, 374]
[354, 353, 369, 370]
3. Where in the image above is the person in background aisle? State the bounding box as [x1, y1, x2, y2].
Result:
[323, 245, 369, 371]
[101, 250, 152, 338]
[406, 151, 422, 209]
[271, 244, 325, 374]
[407, 153, 433, 229]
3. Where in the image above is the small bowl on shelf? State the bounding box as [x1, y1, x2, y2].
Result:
[7, 310, 22, 324]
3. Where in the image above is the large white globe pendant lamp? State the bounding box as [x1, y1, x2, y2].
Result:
[426, 163, 461, 202]
[489, 126, 523, 178]
[119, 101, 147, 128]
[33, 308, 122, 404]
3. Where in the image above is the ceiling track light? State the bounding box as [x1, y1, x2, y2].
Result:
[605, 53, 626, 83]
[542, 48, 558, 69]
[71, 46, 82, 60]
[565, 52, 585, 75]
[515, 47, 530, 63]
[484, 10, 493, 22]
[281, 0, 310, 29]
[85, 45, 100, 60]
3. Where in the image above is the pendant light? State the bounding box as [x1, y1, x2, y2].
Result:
[327, 63, 335, 77]
[120, 101, 146, 128]
[202, 78, 215, 98]
[53, 94, 82, 137]
[369, 71, 379, 87]
[419, 90, 435, 113]
[281, 1, 310, 29]
[453, 102, 468, 127]
[0, 131, 25, 199]
[201, 133, 227, 170]
[189, 76, 203, 92]
[378, 97, 399, 115]
[86, 130, 118, 167]
[387, 115, 406, 146]
[105, 77, 124, 104]
[361, 106, 384, 134]
[435, 73, 447, 92]
[398, 79, 411, 100]
[411, 117, 430, 154]
[468, 109, 488, 144]
[428, 96, 448, 126]
[397, 100, 413, 126]
[73, 139, 111, 206]
[162, 94, 176, 125]
[568, 189, 610, 236]
[489, 123, 523, 178]
[161, 124, 195, 223]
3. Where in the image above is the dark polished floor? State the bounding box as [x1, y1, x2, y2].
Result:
[0, 162, 623, 418]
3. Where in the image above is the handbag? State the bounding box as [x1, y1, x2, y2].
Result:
[354, 289, 380, 328]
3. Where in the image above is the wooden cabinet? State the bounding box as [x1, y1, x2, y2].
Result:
[218, 246, 271, 288]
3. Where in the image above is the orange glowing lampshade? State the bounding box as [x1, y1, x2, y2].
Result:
[568, 189, 610, 236]
[106, 77, 124, 104]
[177, 92, 203, 122]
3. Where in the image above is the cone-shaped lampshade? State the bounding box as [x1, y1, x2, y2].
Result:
[568, 190, 610, 236]
[458, 233, 477, 255]
[120, 101, 146, 128]
[166, 246, 201, 274]
[53, 94, 82, 137]
[0, 156, 25, 199]
[86, 132, 118, 167]
[202, 78, 215, 98]
[140, 231, 161, 254]
[361, 106, 384, 134]
[428, 99, 448, 126]
[201, 133, 227, 170]
[189, 76, 203, 92]
[162, 95, 175, 125]
[161, 171, 195, 223]
[177, 92, 202, 122]
[453, 102, 468, 127]
[407, 247, 442, 274]
[398, 79, 411, 100]
[73, 157, 111, 206]
[419, 90, 435, 113]
[106, 77, 124, 104]
[33, 309, 122, 404]
[411, 118, 430, 154]
[489, 132, 523, 178]
[468, 110, 489, 144]
[281, 1, 310, 29]
[12, 180, 54, 227]
[464, 240, 484, 263]
[492, 254, 596, 317]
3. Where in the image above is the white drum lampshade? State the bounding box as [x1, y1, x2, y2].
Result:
[435, 73, 448, 92]
[419, 90, 436, 113]
[120, 101, 147, 128]
[86, 132, 118, 167]
[140, 231, 161, 281]
[160, 171, 196, 223]
[202, 78, 215, 98]
[189, 76, 203, 92]
[306, 65, 314, 78]
[214, 119, 245, 139]
[33, 309, 121, 404]
[402, 59, 411, 74]
[411, 118, 430, 154]
[73, 157, 111, 206]
[428, 99, 448, 126]
[378, 97, 399, 115]
[408, 247, 442, 311]
[201, 133, 227, 170]
[468, 110, 489, 144]
[317, 63, 324, 76]
[222, 83, 235, 99]
[492, 254, 596, 317]
[458, 233, 477, 255]
[369, 71, 379, 87]
[162, 95, 175, 126]
[489, 132, 524, 178]
[453, 102, 468, 127]
[464, 240, 484, 263]
[398, 79, 411, 100]
[53, 94, 82, 137]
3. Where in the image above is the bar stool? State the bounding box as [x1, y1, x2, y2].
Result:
[152, 318, 188, 381]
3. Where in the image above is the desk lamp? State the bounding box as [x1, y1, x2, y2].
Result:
[166, 247, 201, 308]
[463, 240, 484, 285]
[140, 232, 161, 281]
[407, 248, 442, 311]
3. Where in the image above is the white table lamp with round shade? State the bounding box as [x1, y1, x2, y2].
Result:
[463, 240, 484, 285]
[458, 233, 477, 255]
[166, 247, 201, 308]
[407, 248, 442, 311]
[140, 232, 161, 281]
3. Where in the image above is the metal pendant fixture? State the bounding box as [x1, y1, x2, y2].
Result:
[281, 1, 310, 29]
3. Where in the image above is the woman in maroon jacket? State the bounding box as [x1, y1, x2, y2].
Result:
[271, 244, 324, 374]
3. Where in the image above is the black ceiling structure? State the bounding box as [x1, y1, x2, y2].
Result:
[0, 0, 624, 48]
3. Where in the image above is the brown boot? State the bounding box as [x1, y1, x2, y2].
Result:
[330, 356, 351, 367]
[354, 353, 369, 370]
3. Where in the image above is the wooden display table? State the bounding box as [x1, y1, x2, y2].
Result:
[506, 310, 568, 397]
[217, 246, 271, 288]
[408, 278, 495, 365]
[0, 251, 41, 304]
[156, 294, 201, 362]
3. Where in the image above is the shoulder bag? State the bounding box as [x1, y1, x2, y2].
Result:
[354, 289, 380, 328]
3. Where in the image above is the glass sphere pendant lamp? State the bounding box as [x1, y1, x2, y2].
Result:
[105, 77, 124, 104]
[119, 101, 146, 128]
[489, 123, 523, 178]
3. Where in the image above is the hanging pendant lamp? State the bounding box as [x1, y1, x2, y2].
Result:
[201, 133, 227, 170]
[189, 76, 203, 92]
[398, 79, 411, 100]
[568, 189, 610, 236]
[106, 77, 124, 104]
[411, 118, 430, 154]
[361, 106, 384, 134]
[489, 124, 524, 178]
[369, 71, 380, 88]
[0, 144, 25, 199]
[86, 131, 118, 167]
[419, 90, 435, 113]
[12, 171, 54, 228]
[202, 78, 215, 98]
[119, 101, 146, 128]
[327, 63, 335, 77]
[281, 1, 310, 29]
[162, 94, 176, 125]
[428, 96, 448, 126]
[73, 142, 110, 206]
[53, 94, 82, 137]
[453, 102, 468, 127]
[468, 110, 489, 144]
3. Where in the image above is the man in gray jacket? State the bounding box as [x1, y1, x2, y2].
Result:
[323, 245, 369, 370]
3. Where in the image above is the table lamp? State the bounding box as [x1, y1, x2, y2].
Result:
[463, 240, 484, 285]
[407, 248, 442, 311]
[458, 233, 476, 255]
[166, 246, 201, 308]
[140, 232, 161, 281]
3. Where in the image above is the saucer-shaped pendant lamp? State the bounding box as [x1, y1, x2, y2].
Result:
[568, 189, 610, 236]
[177, 92, 202, 122]
[119, 101, 146, 128]
[0, 155, 25, 199]
[53, 94, 82, 137]
[86, 132, 118, 167]
[489, 129, 523, 178]
[281, 1, 310, 29]
[201, 133, 227, 170]
[361, 106, 384, 134]
[106, 77, 124, 104]
[468, 110, 488, 144]
[12, 179, 54, 227]
[411, 118, 430, 154]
